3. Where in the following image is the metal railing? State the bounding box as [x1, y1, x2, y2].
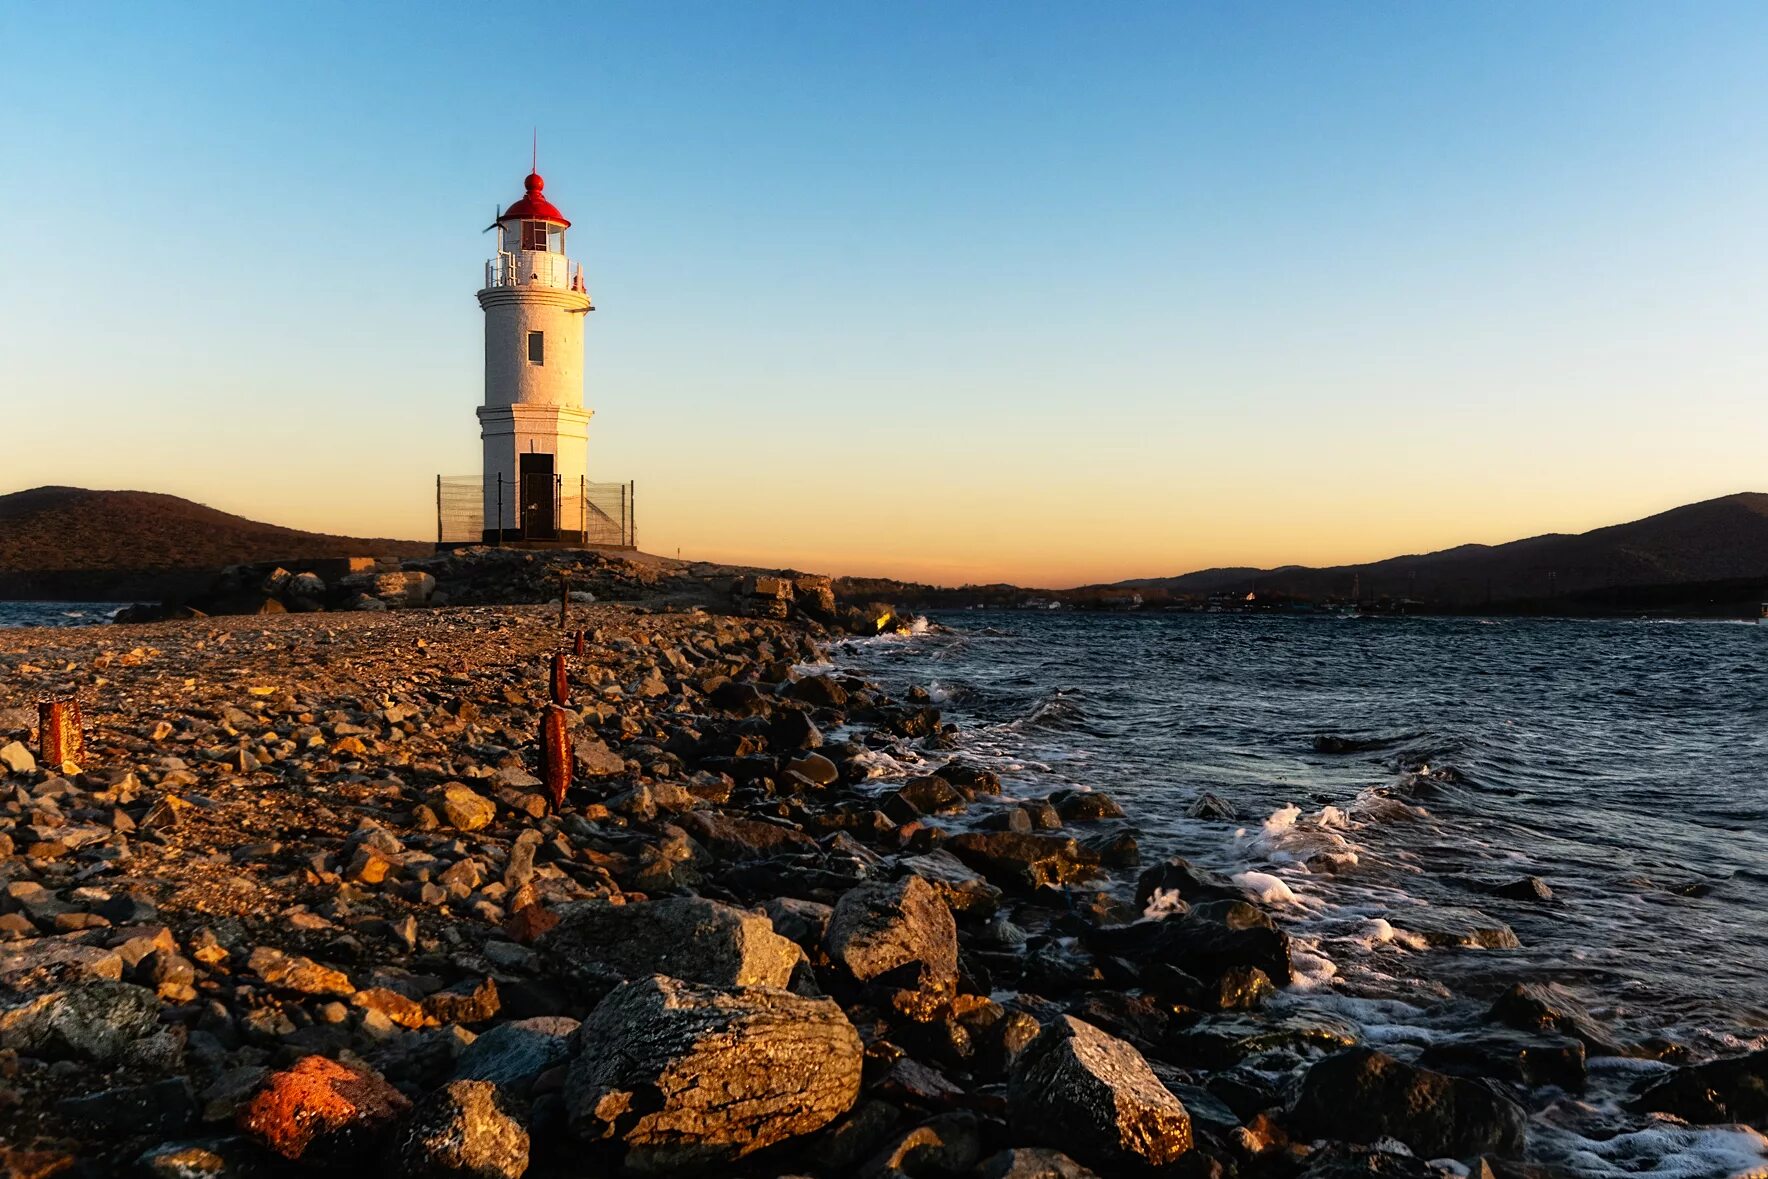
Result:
[484, 251, 584, 292]
[437, 474, 635, 549]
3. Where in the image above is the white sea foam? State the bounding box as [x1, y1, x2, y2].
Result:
[1233, 870, 1301, 906]
[1552, 1119, 1768, 1178]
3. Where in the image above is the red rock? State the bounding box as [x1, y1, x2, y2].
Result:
[237, 1055, 411, 1163]
[504, 902, 560, 944]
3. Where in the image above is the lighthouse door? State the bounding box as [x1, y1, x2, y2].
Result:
[519, 453, 557, 540]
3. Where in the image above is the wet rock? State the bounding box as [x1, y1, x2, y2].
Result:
[1486, 982, 1625, 1058]
[1387, 907, 1520, 950]
[893, 775, 966, 816]
[1008, 1015, 1194, 1168]
[1419, 1031, 1587, 1091]
[1492, 876, 1554, 903]
[543, 896, 799, 1000]
[1089, 900, 1293, 989]
[1165, 1010, 1360, 1069]
[1290, 1046, 1527, 1159]
[1050, 789, 1124, 822]
[396, 1079, 530, 1179]
[1632, 1047, 1768, 1128]
[783, 752, 839, 789]
[565, 974, 863, 1172]
[944, 832, 1101, 892]
[1134, 856, 1243, 910]
[238, 1055, 412, 1164]
[453, 1015, 579, 1095]
[901, 849, 1003, 917]
[976, 1147, 1102, 1178]
[825, 875, 958, 1021]
[1295, 1143, 1450, 1178]
[0, 980, 162, 1063]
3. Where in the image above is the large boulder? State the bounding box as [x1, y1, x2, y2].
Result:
[1007, 1016, 1194, 1168]
[1289, 1047, 1527, 1159]
[0, 981, 161, 1063]
[944, 832, 1101, 892]
[1632, 1048, 1768, 1128]
[395, 1079, 529, 1179]
[565, 975, 863, 1173]
[1089, 899, 1293, 988]
[541, 897, 799, 1002]
[823, 875, 958, 1021]
[1486, 982, 1624, 1058]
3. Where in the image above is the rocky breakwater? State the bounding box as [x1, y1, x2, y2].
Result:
[1, 601, 1757, 1178]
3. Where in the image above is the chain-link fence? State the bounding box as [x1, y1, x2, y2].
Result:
[436, 475, 636, 549]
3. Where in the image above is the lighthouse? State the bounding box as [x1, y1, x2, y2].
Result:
[476, 170, 594, 543]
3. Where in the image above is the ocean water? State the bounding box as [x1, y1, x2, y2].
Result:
[0, 601, 128, 629]
[835, 611, 1768, 1175]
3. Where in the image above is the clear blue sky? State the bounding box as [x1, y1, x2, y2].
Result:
[4, 2, 1766, 583]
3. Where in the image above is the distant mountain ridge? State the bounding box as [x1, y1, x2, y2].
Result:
[1115, 493, 1768, 605]
[0, 486, 429, 599]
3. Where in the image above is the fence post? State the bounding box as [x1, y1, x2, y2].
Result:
[435, 475, 442, 548]
[581, 476, 587, 545]
[629, 480, 636, 548]
[496, 474, 504, 547]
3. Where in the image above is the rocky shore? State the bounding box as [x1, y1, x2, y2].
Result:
[0, 596, 1761, 1178]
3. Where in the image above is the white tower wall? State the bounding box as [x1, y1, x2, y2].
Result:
[474, 172, 594, 542]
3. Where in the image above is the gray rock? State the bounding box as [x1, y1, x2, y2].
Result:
[824, 875, 958, 1020]
[0, 981, 163, 1063]
[1008, 1016, 1194, 1168]
[0, 936, 124, 989]
[976, 1147, 1102, 1179]
[565, 974, 862, 1173]
[761, 897, 833, 953]
[1387, 906, 1520, 950]
[453, 1016, 579, 1095]
[57, 1077, 194, 1136]
[396, 1079, 529, 1179]
[542, 897, 798, 1001]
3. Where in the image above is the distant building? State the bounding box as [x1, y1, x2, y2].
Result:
[476, 170, 595, 543]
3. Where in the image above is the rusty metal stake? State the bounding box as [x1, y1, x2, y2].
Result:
[550, 651, 570, 707]
[38, 696, 82, 768]
[541, 704, 571, 812]
[559, 570, 569, 630]
[573, 629, 586, 657]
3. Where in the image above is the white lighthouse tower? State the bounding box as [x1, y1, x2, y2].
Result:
[476, 169, 594, 543]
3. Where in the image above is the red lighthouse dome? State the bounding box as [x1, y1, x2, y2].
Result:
[499, 172, 569, 226]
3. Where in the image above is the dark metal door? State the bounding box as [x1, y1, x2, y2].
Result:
[519, 455, 557, 539]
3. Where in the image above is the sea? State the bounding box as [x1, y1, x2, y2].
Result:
[835, 610, 1768, 1177]
[0, 601, 129, 629]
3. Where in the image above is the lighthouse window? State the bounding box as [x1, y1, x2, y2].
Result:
[521, 221, 549, 251]
[527, 331, 545, 365]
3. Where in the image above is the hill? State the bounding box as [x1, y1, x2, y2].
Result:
[0, 486, 429, 600]
[1118, 493, 1768, 607]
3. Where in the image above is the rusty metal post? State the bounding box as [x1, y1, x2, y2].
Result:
[550, 651, 569, 707]
[573, 629, 585, 657]
[541, 704, 571, 812]
[38, 696, 82, 767]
